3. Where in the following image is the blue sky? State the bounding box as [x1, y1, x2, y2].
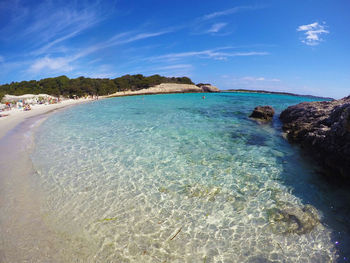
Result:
[0, 0, 349, 98]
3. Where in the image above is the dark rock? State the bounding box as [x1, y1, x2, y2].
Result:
[250, 106, 275, 121]
[267, 203, 320, 235]
[280, 95, 350, 178]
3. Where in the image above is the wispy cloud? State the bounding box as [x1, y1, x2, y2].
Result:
[207, 23, 227, 33]
[22, 8, 97, 42]
[32, 27, 94, 56]
[202, 6, 260, 20]
[28, 57, 73, 73]
[74, 64, 119, 79]
[72, 30, 171, 61]
[192, 6, 262, 35]
[241, 76, 280, 82]
[158, 64, 193, 70]
[114, 31, 171, 45]
[151, 48, 269, 62]
[27, 30, 170, 74]
[154, 64, 193, 70]
[297, 22, 329, 46]
[1, 0, 109, 58]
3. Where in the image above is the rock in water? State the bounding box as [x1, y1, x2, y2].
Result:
[250, 106, 275, 121]
[280, 95, 350, 179]
[196, 83, 220, 92]
[267, 204, 320, 235]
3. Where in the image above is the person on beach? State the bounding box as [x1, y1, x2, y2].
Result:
[5, 102, 11, 110]
[24, 104, 31, 111]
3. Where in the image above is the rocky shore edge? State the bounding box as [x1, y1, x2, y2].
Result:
[279, 95, 350, 179]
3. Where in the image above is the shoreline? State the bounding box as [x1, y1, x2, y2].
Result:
[0, 114, 70, 261]
[0, 98, 92, 140]
[0, 98, 97, 262]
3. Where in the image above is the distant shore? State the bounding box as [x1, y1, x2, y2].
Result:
[224, 89, 333, 100]
[103, 83, 219, 98]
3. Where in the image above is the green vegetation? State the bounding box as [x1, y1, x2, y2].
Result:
[0, 74, 194, 99]
[0, 91, 4, 101]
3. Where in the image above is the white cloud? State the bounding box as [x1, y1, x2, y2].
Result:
[28, 57, 73, 73]
[241, 76, 280, 82]
[151, 48, 268, 62]
[207, 23, 227, 33]
[156, 64, 193, 70]
[297, 22, 329, 46]
[86, 73, 116, 79]
[242, 76, 265, 81]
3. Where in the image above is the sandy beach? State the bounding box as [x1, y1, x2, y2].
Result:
[0, 97, 96, 262]
[0, 98, 92, 140]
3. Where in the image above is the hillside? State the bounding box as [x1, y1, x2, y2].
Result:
[0, 74, 195, 100]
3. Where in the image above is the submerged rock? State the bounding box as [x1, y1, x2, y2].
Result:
[280, 95, 350, 178]
[267, 204, 320, 235]
[250, 106, 275, 121]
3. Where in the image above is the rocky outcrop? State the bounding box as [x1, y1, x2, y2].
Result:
[106, 83, 219, 98]
[280, 96, 350, 178]
[196, 84, 220, 92]
[249, 106, 275, 121]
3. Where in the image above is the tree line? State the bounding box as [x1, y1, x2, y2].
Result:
[0, 74, 194, 100]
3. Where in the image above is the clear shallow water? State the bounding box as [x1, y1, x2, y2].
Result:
[31, 92, 350, 262]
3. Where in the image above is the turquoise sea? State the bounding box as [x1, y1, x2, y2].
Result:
[31, 92, 350, 262]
